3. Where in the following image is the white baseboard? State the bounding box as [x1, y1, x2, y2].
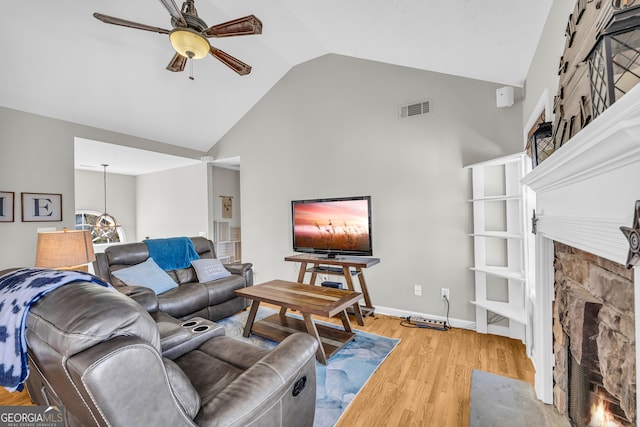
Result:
[374, 305, 477, 331]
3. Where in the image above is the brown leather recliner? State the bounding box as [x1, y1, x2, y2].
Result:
[25, 281, 318, 427]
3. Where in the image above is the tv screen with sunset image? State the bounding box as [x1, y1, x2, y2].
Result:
[291, 196, 372, 257]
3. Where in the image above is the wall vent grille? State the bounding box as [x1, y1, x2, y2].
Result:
[399, 100, 431, 119]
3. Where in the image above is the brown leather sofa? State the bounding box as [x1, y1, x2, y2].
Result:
[93, 237, 252, 321]
[25, 280, 318, 426]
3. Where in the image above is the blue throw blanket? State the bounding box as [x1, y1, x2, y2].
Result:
[0, 268, 111, 392]
[143, 237, 200, 270]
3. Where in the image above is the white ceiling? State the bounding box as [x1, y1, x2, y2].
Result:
[1, 0, 553, 173]
[74, 138, 240, 176]
[74, 138, 201, 176]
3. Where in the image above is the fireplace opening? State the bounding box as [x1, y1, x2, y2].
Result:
[568, 352, 631, 427]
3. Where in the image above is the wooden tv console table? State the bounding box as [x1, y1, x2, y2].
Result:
[284, 254, 380, 320]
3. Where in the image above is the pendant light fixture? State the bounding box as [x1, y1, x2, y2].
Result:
[92, 164, 120, 241]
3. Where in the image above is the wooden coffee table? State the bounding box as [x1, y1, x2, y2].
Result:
[235, 279, 364, 364]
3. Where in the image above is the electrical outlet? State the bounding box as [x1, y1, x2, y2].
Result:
[441, 288, 450, 301]
[414, 285, 422, 296]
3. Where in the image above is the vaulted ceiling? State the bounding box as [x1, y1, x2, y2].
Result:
[1, 0, 553, 155]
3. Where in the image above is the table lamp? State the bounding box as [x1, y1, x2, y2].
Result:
[35, 229, 95, 272]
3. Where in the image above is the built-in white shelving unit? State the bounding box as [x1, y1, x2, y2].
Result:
[466, 153, 529, 342]
[213, 221, 241, 264]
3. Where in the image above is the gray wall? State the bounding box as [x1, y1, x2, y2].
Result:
[77, 165, 218, 244]
[136, 163, 210, 241]
[523, 0, 575, 126]
[0, 106, 203, 269]
[212, 54, 524, 321]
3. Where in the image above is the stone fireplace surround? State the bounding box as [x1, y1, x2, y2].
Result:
[553, 242, 635, 425]
[522, 83, 640, 422]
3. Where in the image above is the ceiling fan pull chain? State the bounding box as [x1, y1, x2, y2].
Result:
[189, 59, 195, 80]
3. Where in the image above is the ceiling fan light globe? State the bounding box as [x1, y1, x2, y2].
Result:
[169, 28, 210, 59]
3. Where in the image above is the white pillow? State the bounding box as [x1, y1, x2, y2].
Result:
[191, 258, 231, 283]
[112, 258, 178, 295]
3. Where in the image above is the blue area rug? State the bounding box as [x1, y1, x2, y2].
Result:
[217, 307, 400, 427]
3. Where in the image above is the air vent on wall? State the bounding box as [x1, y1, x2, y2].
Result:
[399, 99, 431, 119]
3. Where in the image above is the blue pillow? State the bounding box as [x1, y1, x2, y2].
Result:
[112, 258, 178, 295]
[191, 258, 231, 283]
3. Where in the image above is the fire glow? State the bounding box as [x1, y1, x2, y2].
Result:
[588, 396, 621, 427]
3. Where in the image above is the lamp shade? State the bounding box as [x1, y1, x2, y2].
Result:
[35, 229, 95, 270]
[169, 28, 211, 59]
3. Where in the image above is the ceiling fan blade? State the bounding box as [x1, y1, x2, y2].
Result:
[205, 15, 263, 38]
[166, 53, 187, 72]
[93, 13, 170, 34]
[158, 0, 187, 26]
[210, 47, 252, 75]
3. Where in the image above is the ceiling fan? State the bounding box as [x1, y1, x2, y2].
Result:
[94, 0, 262, 76]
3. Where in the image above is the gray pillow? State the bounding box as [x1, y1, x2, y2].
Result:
[112, 258, 178, 295]
[191, 258, 231, 282]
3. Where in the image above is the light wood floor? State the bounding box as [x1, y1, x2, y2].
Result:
[332, 314, 534, 427]
[0, 312, 534, 426]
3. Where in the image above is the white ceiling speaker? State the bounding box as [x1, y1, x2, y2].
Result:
[496, 86, 514, 108]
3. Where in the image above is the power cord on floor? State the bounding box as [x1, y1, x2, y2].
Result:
[399, 318, 421, 328]
[399, 295, 451, 331]
[443, 294, 451, 330]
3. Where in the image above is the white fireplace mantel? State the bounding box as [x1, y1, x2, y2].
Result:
[522, 84, 640, 265]
[521, 84, 640, 413]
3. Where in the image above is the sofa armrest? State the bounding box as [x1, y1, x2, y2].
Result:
[195, 333, 318, 426]
[154, 314, 226, 360]
[224, 262, 253, 287]
[92, 253, 110, 282]
[117, 285, 159, 312]
[224, 262, 252, 275]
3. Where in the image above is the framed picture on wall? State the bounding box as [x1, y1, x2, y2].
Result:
[221, 196, 233, 219]
[21, 192, 62, 222]
[0, 191, 14, 222]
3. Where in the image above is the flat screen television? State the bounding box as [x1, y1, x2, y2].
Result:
[291, 196, 372, 258]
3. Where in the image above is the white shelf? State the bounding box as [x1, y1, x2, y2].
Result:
[469, 194, 522, 202]
[470, 300, 527, 325]
[471, 266, 526, 282]
[469, 232, 524, 239]
[463, 152, 525, 168]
